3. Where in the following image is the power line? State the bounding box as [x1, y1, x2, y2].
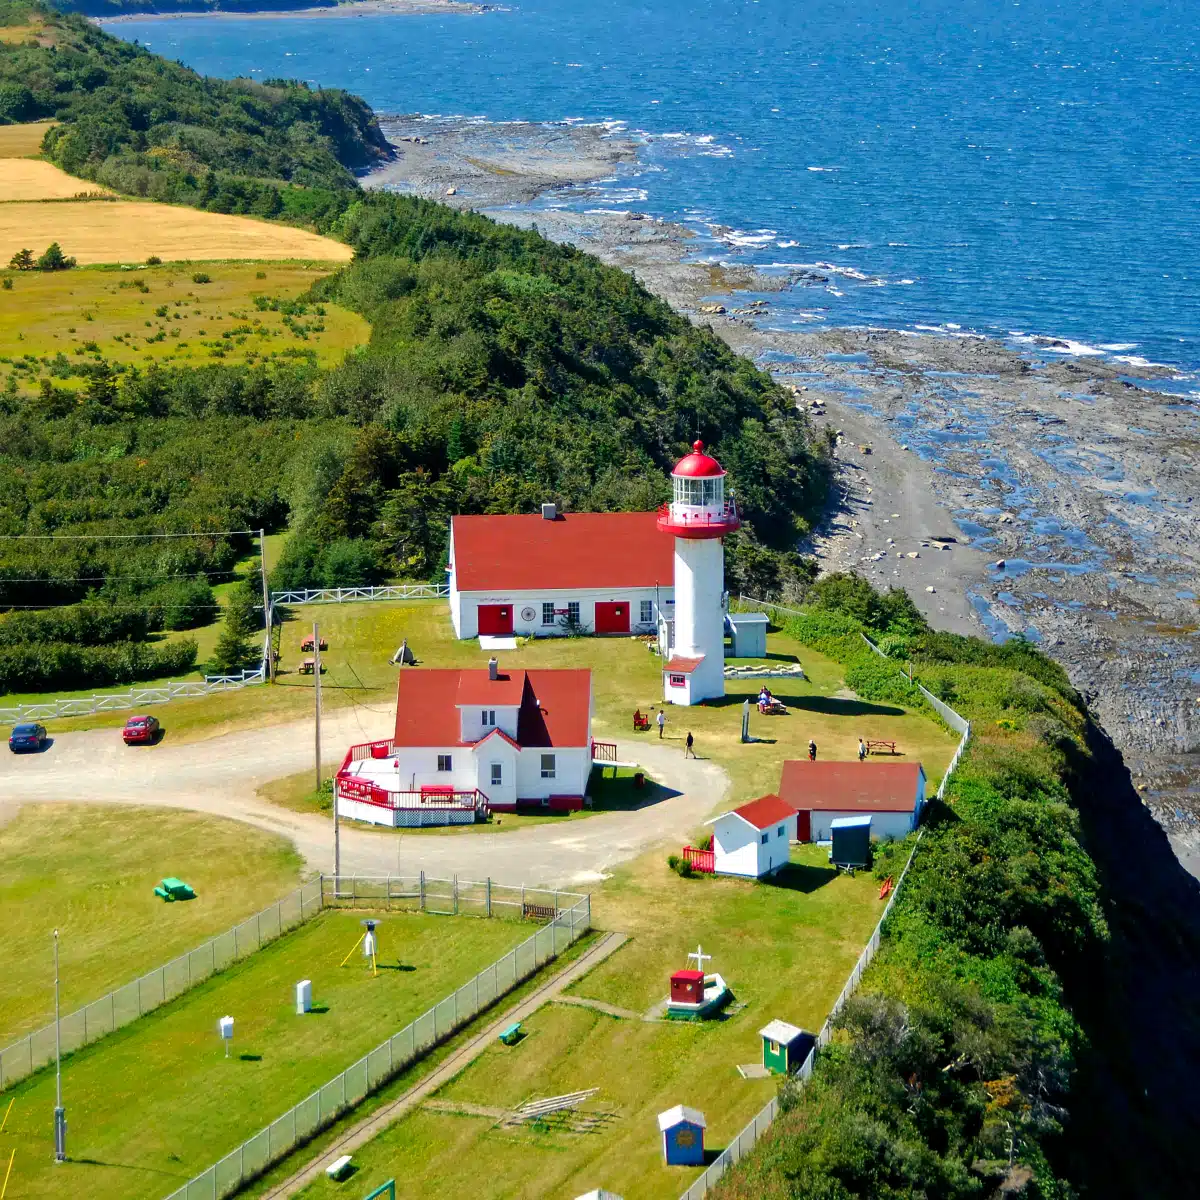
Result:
[0, 530, 257, 541]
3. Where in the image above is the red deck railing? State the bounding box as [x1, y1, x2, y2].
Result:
[656, 500, 741, 538]
[336, 741, 488, 813]
[591, 740, 617, 763]
[683, 846, 715, 873]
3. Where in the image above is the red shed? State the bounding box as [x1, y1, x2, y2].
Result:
[670, 969, 705, 1005]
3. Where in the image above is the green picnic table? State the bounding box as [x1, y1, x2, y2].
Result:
[154, 877, 196, 902]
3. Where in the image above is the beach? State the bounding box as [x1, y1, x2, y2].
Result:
[365, 117, 1200, 877]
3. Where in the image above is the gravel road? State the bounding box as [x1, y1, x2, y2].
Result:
[0, 715, 728, 889]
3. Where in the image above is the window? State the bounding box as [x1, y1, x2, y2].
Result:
[673, 475, 723, 507]
[669, 673, 686, 688]
[540, 754, 556, 779]
[640, 599, 654, 625]
[567, 601, 580, 624]
[777, 825, 785, 837]
[482, 709, 495, 727]
[437, 754, 452, 772]
[542, 601, 555, 626]
[490, 763, 503, 787]
[760, 832, 769, 845]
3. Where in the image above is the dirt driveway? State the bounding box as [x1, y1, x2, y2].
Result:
[0, 709, 727, 888]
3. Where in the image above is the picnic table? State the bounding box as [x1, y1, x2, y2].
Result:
[865, 739, 898, 756]
[154, 877, 196, 902]
[499, 1022, 524, 1046]
[758, 698, 787, 715]
[300, 636, 328, 652]
[298, 658, 326, 675]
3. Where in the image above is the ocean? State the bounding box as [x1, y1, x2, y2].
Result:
[104, 0, 1198, 379]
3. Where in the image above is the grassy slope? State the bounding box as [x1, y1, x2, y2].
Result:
[3, 909, 529, 1200]
[0, 262, 369, 379]
[0, 804, 303, 1040]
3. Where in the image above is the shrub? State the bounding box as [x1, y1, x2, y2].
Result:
[36, 243, 76, 271]
[0, 639, 197, 694]
[146, 256, 162, 265]
[1, 278, 11, 291]
[191, 272, 212, 284]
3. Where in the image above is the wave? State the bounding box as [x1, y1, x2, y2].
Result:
[807, 166, 840, 172]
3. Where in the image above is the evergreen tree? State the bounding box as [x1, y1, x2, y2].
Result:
[8, 248, 33, 271]
[35, 242, 75, 271]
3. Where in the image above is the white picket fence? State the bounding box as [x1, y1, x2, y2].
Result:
[679, 599, 973, 1200]
[0, 667, 266, 725]
[270, 584, 448, 605]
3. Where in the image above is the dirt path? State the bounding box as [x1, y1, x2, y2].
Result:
[259, 930, 628, 1199]
[0, 716, 727, 888]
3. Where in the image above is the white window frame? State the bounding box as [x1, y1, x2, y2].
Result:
[540, 753, 556, 779]
[567, 601, 580, 624]
[640, 599, 654, 625]
[437, 754, 452, 772]
[490, 762, 503, 787]
[541, 601, 555, 626]
[669, 673, 686, 688]
[482, 709, 495, 727]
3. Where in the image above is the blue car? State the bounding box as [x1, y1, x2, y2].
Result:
[8, 723, 48, 752]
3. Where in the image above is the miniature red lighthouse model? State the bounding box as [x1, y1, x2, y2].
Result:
[656, 441, 740, 706]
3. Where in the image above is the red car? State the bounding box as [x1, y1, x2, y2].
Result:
[122, 715, 161, 745]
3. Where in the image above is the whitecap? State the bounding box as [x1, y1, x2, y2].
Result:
[807, 166, 840, 172]
[899, 278, 916, 285]
[1114, 355, 1174, 369]
[1098, 343, 1138, 352]
[777, 240, 799, 248]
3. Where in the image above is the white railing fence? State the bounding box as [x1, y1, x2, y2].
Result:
[679, 599, 973, 1199]
[163, 892, 592, 1200]
[270, 584, 447, 605]
[0, 667, 266, 725]
[0, 876, 321, 1092]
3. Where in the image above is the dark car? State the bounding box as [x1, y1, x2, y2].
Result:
[9, 723, 47, 752]
[122, 715, 161, 745]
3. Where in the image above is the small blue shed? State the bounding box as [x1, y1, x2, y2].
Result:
[657, 1104, 706, 1166]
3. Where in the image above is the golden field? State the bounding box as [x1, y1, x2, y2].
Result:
[0, 158, 112, 201]
[0, 119, 55, 157]
[0, 199, 353, 265]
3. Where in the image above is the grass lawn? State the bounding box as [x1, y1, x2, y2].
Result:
[0, 910, 530, 1200]
[295, 845, 884, 1200]
[0, 261, 368, 380]
[0, 199, 352, 268]
[0, 805, 303, 1043]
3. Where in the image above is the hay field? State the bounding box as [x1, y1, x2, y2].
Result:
[0, 158, 111, 201]
[0, 199, 353, 265]
[0, 119, 55, 157]
[0, 261, 369, 372]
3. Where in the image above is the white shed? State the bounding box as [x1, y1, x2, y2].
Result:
[726, 611, 769, 659]
[704, 794, 797, 878]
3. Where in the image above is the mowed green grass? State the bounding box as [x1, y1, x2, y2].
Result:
[0, 805, 303, 1042]
[0, 261, 368, 383]
[1, 910, 531, 1200]
[296, 846, 883, 1200]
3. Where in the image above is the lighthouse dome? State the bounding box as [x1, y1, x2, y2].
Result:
[672, 441, 725, 478]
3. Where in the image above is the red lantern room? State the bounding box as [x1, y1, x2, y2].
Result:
[670, 969, 706, 1005]
[656, 441, 741, 538]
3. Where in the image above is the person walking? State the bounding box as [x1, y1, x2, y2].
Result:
[685, 731, 695, 759]
[808, 738, 817, 762]
[858, 736, 867, 762]
[657, 709, 667, 739]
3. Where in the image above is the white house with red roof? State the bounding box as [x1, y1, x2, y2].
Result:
[334, 661, 594, 827]
[447, 442, 739, 709]
[448, 508, 675, 640]
[704, 793, 798, 878]
[778, 761, 926, 842]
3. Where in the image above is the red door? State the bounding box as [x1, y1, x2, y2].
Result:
[795, 809, 811, 842]
[595, 601, 630, 635]
[477, 604, 514, 635]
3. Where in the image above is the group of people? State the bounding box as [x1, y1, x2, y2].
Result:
[653, 708, 696, 758]
[757, 686, 787, 714]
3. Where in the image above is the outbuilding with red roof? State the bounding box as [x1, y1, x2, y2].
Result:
[448, 507, 675, 640]
[703, 793, 797, 878]
[335, 660, 594, 826]
[778, 760, 926, 842]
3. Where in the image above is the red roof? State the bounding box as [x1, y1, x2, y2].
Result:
[665, 656, 704, 674]
[392, 668, 591, 749]
[451, 511, 673, 592]
[729, 793, 796, 831]
[779, 761, 925, 813]
[672, 440, 725, 478]
[671, 969, 705, 983]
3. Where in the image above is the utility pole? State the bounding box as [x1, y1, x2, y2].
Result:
[53, 930, 66, 1163]
[313, 622, 337, 883]
[259, 528, 273, 683]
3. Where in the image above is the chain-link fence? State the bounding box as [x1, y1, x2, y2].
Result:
[163, 892, 592, 1200]
[0, 877, 323, 1091]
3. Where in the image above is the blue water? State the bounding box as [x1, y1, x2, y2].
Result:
[105, 0, 1199, 373]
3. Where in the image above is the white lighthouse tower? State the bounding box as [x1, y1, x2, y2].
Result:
[657, 441, 740, 706]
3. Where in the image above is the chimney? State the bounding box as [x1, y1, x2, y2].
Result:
[488, 657, 498, 681]
[541, 502, 557, 521]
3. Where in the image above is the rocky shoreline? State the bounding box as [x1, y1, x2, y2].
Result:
[365, 119, 1200, 880]
[96, 0, 483, 24]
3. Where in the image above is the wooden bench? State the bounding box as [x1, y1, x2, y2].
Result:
[522, 902, 556, 922]
[325, 1154, 353, 1181]
[865, 739, 898, 756]
[498, 1022, 524, 1046]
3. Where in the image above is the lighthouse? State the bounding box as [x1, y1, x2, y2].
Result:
[657, 441, 740, 706]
